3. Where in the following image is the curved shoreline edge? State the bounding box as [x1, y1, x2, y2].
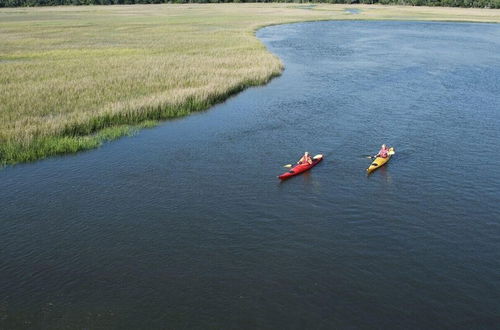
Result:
[1, 4, 499, 167]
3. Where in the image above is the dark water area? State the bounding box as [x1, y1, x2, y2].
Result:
[1, 21, 500, 329]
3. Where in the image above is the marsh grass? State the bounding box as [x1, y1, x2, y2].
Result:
[1, 4, 499, 166]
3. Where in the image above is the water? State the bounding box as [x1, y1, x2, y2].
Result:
[1, 21, 500, 329]
[344, 8, 361, 14]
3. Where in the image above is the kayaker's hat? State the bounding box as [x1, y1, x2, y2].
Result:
[305, 152, 309, 155]
[382, 144, 386, 148]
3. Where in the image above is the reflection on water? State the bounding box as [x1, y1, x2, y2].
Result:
[369, 165, 393, 185]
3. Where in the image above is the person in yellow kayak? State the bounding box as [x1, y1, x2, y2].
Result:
[298, 151, 313, 165]
[376, 144, 390, 158]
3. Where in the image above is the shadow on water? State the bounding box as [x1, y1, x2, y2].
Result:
[366, 165, 393, 183]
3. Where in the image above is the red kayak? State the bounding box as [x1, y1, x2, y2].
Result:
[278, 154, 323, 180]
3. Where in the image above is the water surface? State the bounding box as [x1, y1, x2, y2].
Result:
[344, 8, 361, 14]
[1, 21, 500, 329]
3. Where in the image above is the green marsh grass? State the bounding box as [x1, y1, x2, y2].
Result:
[1, 4, 499, 166]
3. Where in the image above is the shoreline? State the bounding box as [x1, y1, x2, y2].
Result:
[1, 4, 499, 167]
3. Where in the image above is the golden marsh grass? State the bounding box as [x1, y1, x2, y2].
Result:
[1, 4, 499, 165]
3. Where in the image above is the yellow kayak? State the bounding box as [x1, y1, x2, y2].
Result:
[367, 147, 395, 173]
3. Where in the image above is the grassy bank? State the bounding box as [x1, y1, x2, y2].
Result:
[1, 4, 499, 166]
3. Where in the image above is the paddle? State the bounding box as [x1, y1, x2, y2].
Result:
[283, 154, 322, 168]
[365, 149, 395, 159]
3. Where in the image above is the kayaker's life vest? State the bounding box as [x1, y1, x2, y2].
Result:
[379, 148, 389, 158]
[299, 155, 312, 164]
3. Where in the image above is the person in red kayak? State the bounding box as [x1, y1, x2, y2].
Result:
[298, 151, 313, 165]
[376, 144, 390, 158]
